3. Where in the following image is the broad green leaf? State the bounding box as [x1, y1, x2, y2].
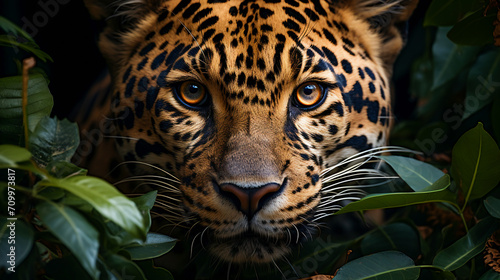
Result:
[37, 201, 100, 279]
[484, 196, 500, 218]
[427, 268, 457, 280]
[451, 123, 500, 205]
[463, 50, 500, 120]
[46, 160, 87, 178]
[334, 251, 420, 280]
[36, 176, 146, 239]
[448, 8, 496, 46]
[479, 269, 500, 280]
[0, 219, 34, 269]
[123, 233, 176, 260]
[424, 0, 482, 27]
[433, 216, 500, 271]
[130, 190, 157, 232]
[38, 186, 65, 200]
[0, 145, 31, 167]
[136, 260, 174, 280]
[29, 117, 79, 167]
[431, 27, 482, 91]
[101, 192, 158, 249]
[361, 223, 420, 259]
[379, 155, 445, 191]
[102, 253, 146, 280]
[336, 175, 454, 215]
[130, 190, 157, 211]
[0, 74, 53, 144]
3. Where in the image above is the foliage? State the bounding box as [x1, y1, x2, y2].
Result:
[1, 0, 500, 278]
[0, 17, 175, 280]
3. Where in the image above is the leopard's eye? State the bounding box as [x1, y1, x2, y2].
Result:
[178, 81, 207, 106]
[294, 82, 323, 108]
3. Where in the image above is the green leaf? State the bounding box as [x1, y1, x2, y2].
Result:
[433, 216, 500, 271]
[37, 176, 146, 239]
[431, 27, 482, 91]
[334, 251, 420, 280]
[123, 233, 176, 260]
[0, 219, 34, 269]
[0, 35, 52, 63]
[484, 196, 500, 218]
[336, 175, 454, 215]
[0, 16, 52, 62]
[38, 186, 65, 200]
[29, 117, 79, 167]
[101, 254, 146, 280]
[0, 16, 34, 42]
[479, 269, 500, 280]
[463, 49, 500, 120]
[379, 155, 445, 191]
[130, 190, 157, 233]
[451, 123, 500, 205]
[424, 0, 482, 27]
[410, 56, 434, 98]
[493, 97, 500, 142]
[37, 201, 100, 279]
[447, 8, 496, 46]
[0, 74, 53, 144]
[361, 223, 420, 259]
[0, 144, 31, 168]
[130, 191, 157, 211]
[46, 160, 88, 178]
[136, 260, 174, 280]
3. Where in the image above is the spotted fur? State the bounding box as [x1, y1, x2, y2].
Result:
[77, 0, 417, 264]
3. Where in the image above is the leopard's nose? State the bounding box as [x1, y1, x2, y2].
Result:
[219, 182, 284, 217]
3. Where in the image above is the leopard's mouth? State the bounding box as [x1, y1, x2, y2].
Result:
[205, 219, 316, 263]
[209, 230, 293, 263]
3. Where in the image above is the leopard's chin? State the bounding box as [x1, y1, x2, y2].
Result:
[209, 231, 292, 264]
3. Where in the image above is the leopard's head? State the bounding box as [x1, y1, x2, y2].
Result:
[85, 0, 417, 263]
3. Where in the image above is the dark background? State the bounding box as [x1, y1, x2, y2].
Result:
[0, 0, 105, 119]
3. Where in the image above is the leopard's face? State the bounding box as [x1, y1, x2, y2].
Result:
[85, 0, 416, 263]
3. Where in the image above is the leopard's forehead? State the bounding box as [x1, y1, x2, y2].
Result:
[114, 0, 390, 133]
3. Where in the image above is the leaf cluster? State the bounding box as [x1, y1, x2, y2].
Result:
[0, 17, 175, 280]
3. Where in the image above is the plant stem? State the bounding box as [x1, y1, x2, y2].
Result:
[21, 57, 35, 149]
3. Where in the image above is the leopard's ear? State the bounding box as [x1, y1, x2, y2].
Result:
[83, 0, 162, 20]
[347, 0, 419, 66]
[84, 0, 164, 73]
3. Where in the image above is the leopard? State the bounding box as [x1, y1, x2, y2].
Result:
[75, 0, 418, 266]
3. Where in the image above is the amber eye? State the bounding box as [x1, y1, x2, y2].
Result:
[178, 81, 206, 106]
[295, 82, 323, 108]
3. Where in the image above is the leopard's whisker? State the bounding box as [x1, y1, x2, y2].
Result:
[321, 176, 398, 190]
[116, 174, 180, 184]
[155, 193, 181, 202]
[103, 135, 140, 141]
[321, 146, 418, 176]
[111, 160, 180, 181]
[190, 232, 201, 259]
[115, 178, 180, 192]
[322, 169, 391, 184]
